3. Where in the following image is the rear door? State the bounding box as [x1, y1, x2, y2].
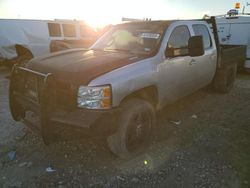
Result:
[190, 24, 217, 88]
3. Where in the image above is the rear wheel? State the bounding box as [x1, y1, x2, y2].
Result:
[107, 99, 156, 158]
[213, 64, 237, 93]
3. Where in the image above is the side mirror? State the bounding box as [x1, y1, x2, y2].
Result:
[188, 36, 204, 57]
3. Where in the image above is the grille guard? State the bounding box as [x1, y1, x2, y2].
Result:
[9, 65, 55, 144]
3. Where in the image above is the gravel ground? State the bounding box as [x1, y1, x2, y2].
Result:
[0, 68, 25, 145]
[0, 66, 249, 188]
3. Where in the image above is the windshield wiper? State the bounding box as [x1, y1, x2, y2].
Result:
[94, 48, 149, 56]
[110, 49, 153, 56]
[92, 48, 132, 54]
[104, 48, 135, 53]
[92, 48, 105, 51]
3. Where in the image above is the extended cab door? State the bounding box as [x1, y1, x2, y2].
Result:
[190, 24, 217, 88]
[158, 24, 195, 105]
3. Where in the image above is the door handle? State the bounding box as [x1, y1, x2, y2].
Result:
[189, 59, 197, 65]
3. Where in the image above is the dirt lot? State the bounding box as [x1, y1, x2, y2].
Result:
[0, 66, 249, 188]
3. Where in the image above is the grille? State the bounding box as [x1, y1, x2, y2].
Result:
[55, 81, 76, 109]
[16, 67, 76, 110]
[24, 74, 35, 100]
[22, 72, 44, 103]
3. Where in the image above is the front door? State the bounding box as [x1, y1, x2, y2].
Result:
[158, 25, 194, 106]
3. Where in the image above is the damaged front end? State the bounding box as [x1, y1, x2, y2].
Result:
[9, 65, 118, 144]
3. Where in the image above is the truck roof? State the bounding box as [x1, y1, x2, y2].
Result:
[115, 19, 210, 28]
[115, 20, 175, 28]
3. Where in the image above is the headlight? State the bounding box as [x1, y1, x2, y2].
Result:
[77, 85, 112, 109]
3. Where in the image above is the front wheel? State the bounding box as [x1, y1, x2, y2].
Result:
[107, 99, 156, 158]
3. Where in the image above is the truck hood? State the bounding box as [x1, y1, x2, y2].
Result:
[26, 49, 147, 85]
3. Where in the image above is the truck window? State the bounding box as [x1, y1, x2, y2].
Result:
[48, 23, 62, 37]
[167, 25, 190, 57]
[192, 24, 212, 49]
[62, 24, 76, 37]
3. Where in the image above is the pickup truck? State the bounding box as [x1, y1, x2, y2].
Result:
[9, 17, 246, 158]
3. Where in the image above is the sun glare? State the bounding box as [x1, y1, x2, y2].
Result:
[70, 0, 180, 28]
[0, 0, 196, 29]
[72, 0, 123, 28]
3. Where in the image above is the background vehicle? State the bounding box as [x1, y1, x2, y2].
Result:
[9, 17, 245, 158]
[215, 13, 250, 71]
[0, 19, 98, 66]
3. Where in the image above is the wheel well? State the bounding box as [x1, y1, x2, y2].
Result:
[15, 44, 33, 58]
[121, 86, 158, 108]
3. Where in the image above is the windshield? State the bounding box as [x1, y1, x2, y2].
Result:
[92, 23, 167, 55]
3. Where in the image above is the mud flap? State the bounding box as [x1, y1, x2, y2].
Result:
[213, 64, 237, 93]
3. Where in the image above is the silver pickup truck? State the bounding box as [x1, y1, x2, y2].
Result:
[9, 17, 246, 158]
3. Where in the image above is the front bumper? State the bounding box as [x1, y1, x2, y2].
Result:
[50, 108, 120, 134]
[9, 65, 119, 136]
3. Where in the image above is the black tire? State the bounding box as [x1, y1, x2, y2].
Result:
[107, 99, 156, 158]
[213, 64, 237, 93]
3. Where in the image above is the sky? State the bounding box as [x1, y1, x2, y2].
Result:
[0, 0, 250, 27]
